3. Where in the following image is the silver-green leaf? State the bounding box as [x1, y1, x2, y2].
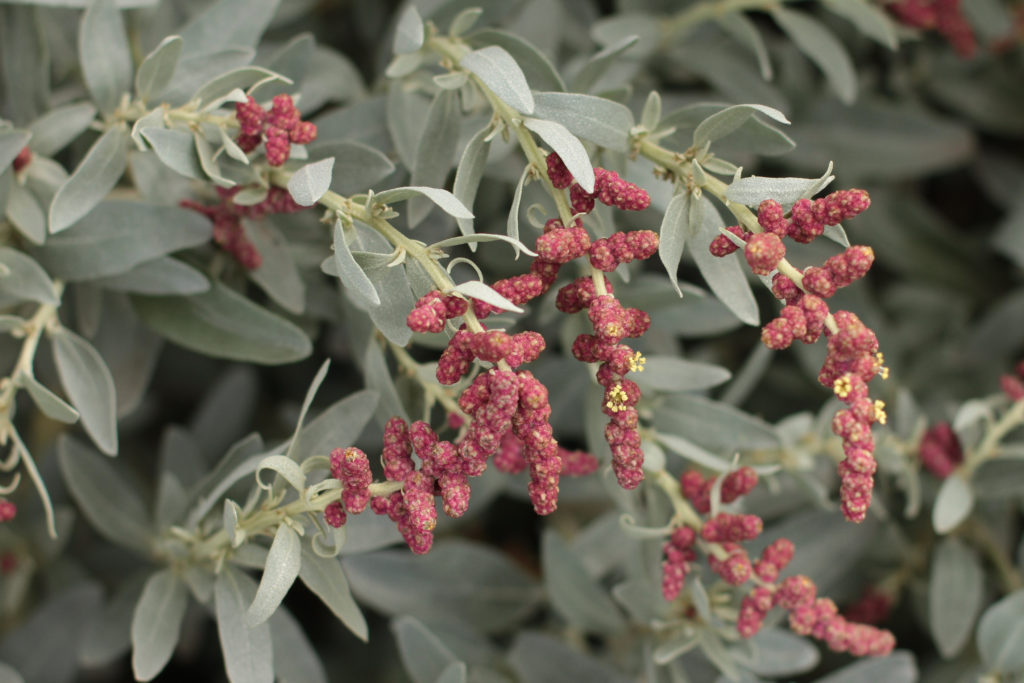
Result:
[49, 126, 130, 234]
[135, 36, 183, 103]
[287, 157, 334, 206]
[929, 537, 984, 659]
[51, 327, 118, 455]
[246, 524, 302, 626]
[79, 0, 133, 114]
[131, 570, 189, 681]
[214, 567, 273, 683]
[460, 45, 535, 115]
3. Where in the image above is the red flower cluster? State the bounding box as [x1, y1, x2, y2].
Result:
[181, 185, 306, 269]
[11, 146, 31, 172]
[711, 190, 886, 523]
[662, 527, 697, 601]
[570, 294, 651, 488]
[919, 421, 963, 479]
[679, 466, 758, 514]
[234, 94, 317, 166]
[742, 575, 896, 656]
[406, 291, 468, 334]
[888, 0, 977, 57]
[546, 153, 651, 214]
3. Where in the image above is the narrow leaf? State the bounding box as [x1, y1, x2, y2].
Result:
[331, 220, 380, 306]
[523, 118, 594, 193]
[541, 530, 626, 634]
[507, 165, 528, 243]
[452, 126, 491, 239]
[214, 567, 273, 683]
[453, 281, 524, 314]
[929, 537, 984, 658]
[132, 282, 312, 365]
[410, 90, 461, 227]
[17, 372, 80, 424]
[373, 186, 473, 219]
[79, 0, 133, 114]
[394, 5, 425, 54]
[693, 104, 790, 149]
[0, 248, 58, 305]
[52, 327, 118, 455]
[246, 524, 302, 626]
[57, 435, 151, 552]
[49, 126, 129, 234]
[532, 92, 634, 152]
[771, 7, 857, 104]
[658, 192, 689, 297]
[131, 570, 189, 681]
[977, 589, 1024, 673]
[932, 473, 974, 534]
[460, 46, 535, 115]
[299, 546, 368, 641]
[27, 103, 97, 157]
[135, 35, 183, 102]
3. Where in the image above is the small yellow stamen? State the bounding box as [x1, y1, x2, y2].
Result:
[833, 375, 853, 399]
[874, 400, 887, 425]
[605, 383, 628, 413]
[875, 352, 890, 380]
[603, 322, 624, 339]
[628, 351, 646, 373]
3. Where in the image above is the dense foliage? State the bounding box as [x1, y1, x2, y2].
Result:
[0, 0, 1023, 682]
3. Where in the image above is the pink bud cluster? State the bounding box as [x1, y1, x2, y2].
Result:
[435, 328, 545, 385]
[546, 153, 651, 214]
[918, 421, 963, 479]
[406, 291, 469, 334]
[887, 0, 977, 57]
[588, 230, 659, 272]
[493, 436, 599, 477]
[999, 360, 1024, 401]
[471, 219, 591, 320]
[180, 186, 306, 269]
[11, 147, 31, 172]
[738, 573, 895, 656]
[234, 94, 317, 166]
[701, 513, 763, 543]
[679, 467, 759, 514]
[0, 499, 16, 523]
[570, 293, 652, 489]
[661, 527, 697, 601]
[714, 190, 886, 523]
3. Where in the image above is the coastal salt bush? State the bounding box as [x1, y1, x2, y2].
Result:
[0, 1, 1021, 682]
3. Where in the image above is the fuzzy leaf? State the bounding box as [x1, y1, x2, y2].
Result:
[287, 157, 334, 206]
[453, 280, 524, 314]
[269, 607, 327, 683]
[452, 125, 490, 239]
[392, 616, 460, 683]
[246, 524, 302, 626]
[49, 126, 129, 234]
[693, 104, 789, 149]
[658, 192, 689, 297]
[131, 570, 189, 681]
[57, 435, 150, 552]
[28, 103, 96, 157]
[79, 0, 133, 114]
[178, 0, 279, 56]
[977, 589, 1024, 674]
[523, 118, 594, 193]
[410, 90, 461, 227]
[135, 36, 183, 102]
[93, 257, 209, 296]
[771, 7, 857, 104]
[0, 248, 58, 305]
[468, 29, 565, 91]
[541, 530, 625, 634]
[460, 45, 535, 115]
[51, 327, 118, 454]
[17, 372, 79, 424]
[932, 473, 974, 534]
[929, 537, 984, 658]
[394, 5, 425, 54]
[374, 187, 473, 220]
[299, 546, 368, 641]
[532, 92, 634, 152]
[214, 567, 273, 683]
[132, 281, 312, 365]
